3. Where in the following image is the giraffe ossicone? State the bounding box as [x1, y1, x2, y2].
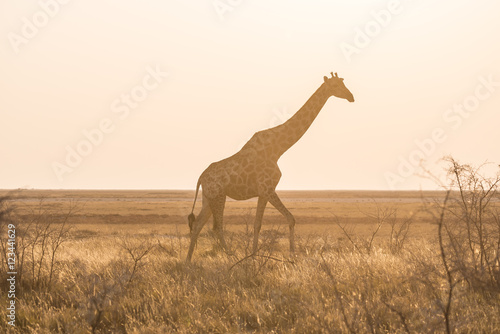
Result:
[186, 72, 354, 262]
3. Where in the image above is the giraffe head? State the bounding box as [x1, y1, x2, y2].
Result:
[323, 72, 355, 102]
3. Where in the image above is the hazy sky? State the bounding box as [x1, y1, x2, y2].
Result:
[1, 0, 499, 190]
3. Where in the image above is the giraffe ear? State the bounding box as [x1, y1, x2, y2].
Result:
[323, 76, 329, 83]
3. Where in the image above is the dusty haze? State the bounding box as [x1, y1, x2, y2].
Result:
[1, 0, 499, 190]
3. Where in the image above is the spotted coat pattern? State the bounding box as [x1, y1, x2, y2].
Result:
[186, 73, 355, 262]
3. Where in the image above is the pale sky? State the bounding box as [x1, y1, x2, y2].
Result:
[1, 0, 499, 190]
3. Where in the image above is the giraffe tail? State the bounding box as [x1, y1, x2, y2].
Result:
[188, 177, 202, 232]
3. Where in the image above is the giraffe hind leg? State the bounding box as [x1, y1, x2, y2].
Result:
[253, 196, 268, 254]
[186, 197, 212, 263]
[209, 195, 228, 252]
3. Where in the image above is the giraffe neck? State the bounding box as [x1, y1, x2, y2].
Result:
[271, 83, 331, 158]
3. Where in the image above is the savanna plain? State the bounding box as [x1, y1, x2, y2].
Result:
[1, 187, 499, 333]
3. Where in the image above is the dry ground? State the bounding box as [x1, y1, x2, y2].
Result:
[1, 190, 499, 333]
[2, 189, 443, 236]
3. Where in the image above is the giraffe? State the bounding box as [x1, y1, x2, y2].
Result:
[186, 72, 354, 262]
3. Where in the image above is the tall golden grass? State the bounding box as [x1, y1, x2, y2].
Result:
[1, 217, 499, 333]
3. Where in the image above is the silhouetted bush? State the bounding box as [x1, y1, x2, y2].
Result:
[441, 157, 500, 293]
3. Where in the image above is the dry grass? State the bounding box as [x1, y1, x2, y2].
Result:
[1, 190, 499, 333]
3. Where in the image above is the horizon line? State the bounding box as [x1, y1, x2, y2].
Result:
[0, 188, 447, 192]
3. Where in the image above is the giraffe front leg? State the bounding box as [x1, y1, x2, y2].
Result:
[186, 201, 212, 263]
[268, 191, 296, 254]
[253, 196, 268, 254]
